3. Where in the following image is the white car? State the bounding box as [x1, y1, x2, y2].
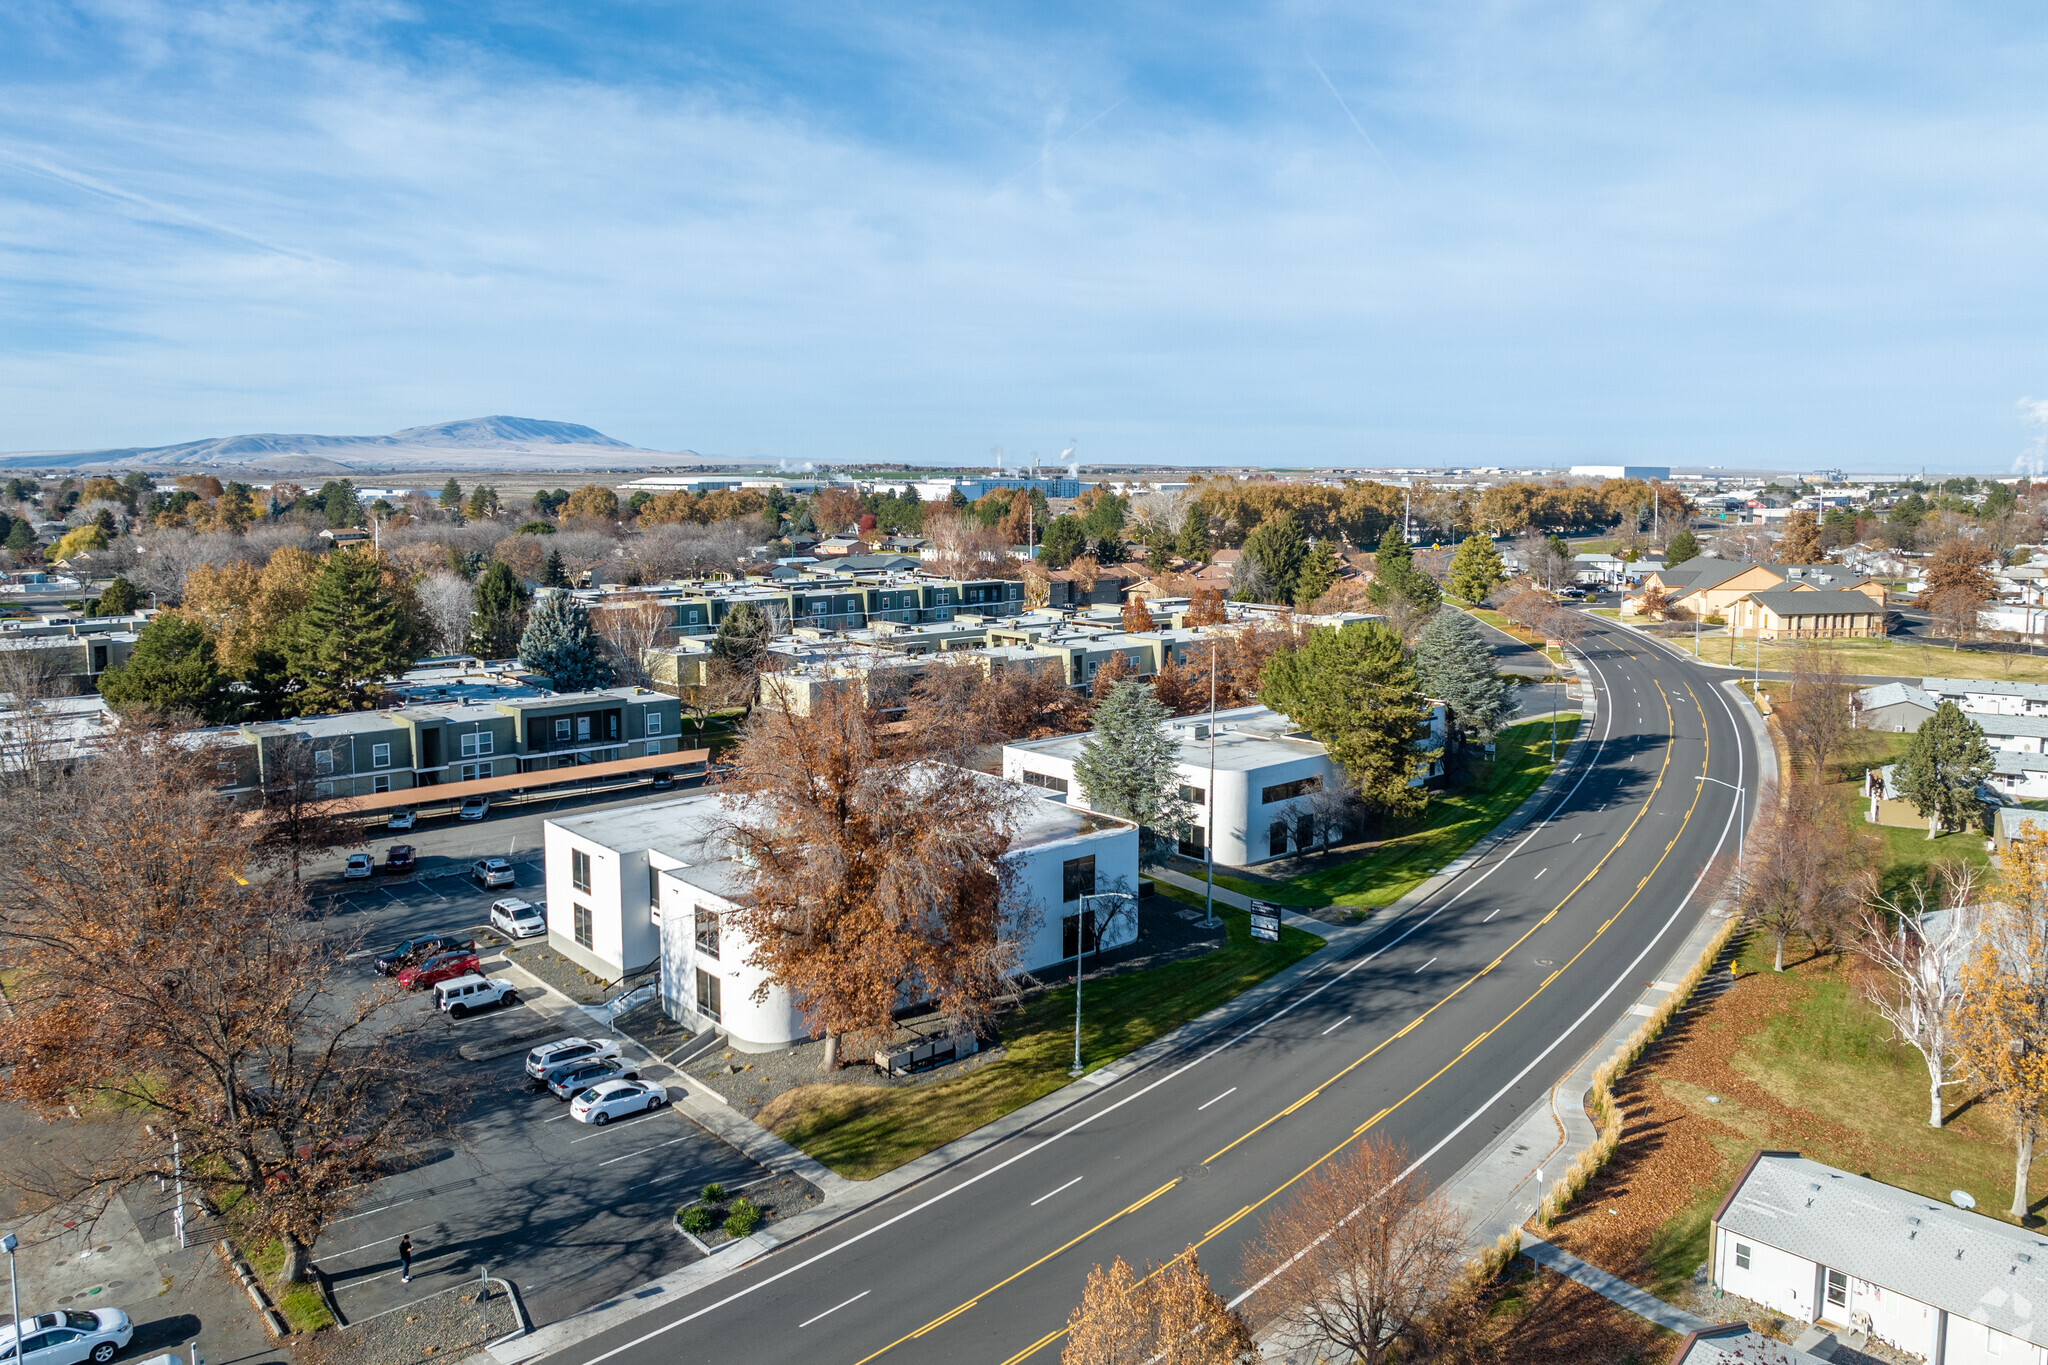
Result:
[568, 1077, 669, 1125]
[0, 1309, 134, 1365]
[524, 1035, 622, 1079]
[471, 857, 515, 889]
[434, 973, 519, 1017]
[386, 807, 418, 831]
[490, 897, 547, 939]
[342, 853, 373, 880]
[458, 795, 491, 821]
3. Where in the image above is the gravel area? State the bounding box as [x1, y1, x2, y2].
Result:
[300, 1282, 521, 1365]
[669, 1172, 823, 1248]
[497, 939, 633, 1006]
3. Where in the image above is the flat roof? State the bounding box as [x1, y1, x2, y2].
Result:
[1008, 704, 1328, 773]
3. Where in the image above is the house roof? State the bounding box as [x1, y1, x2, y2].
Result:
[1924, 677, 2048, 701]
[1741, 588, 1885, 617]
[1660, 559, 1781, 593]
[1716, 1152, 2048, 1346]
[1671, 1323, 1826, 1365]
[1855, 682, 1936, 714]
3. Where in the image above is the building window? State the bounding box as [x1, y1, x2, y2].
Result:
[577, 716, 592, 742]
[573, 903, 593, 949]
[1262, 776, 1323, 805]
[1178, 824, 1205, 858]
[460, 761, 491, 782]
[314, 780, 334, 797]
[646, 712, 663, 736]
[571, 848, 592, 893]
[314, 748, 335, 775]
[1824, 1269, 1848, 1310]
[1733, 1243, 1750, 1271]
[1062, 909, 1100, 957]
[645, 741, 661, 757]
[1179, 783, 1205, 805]
[607, 712, 620, 740]
[695, 968, 723, 1022]
[461, 731, 493, 758]
[373, 775, 391, 794]
[1062, 855, 1095, 902]
[1024, 770, 1070, 796]
[1269, 821, 1288, 857]
[695, 908, 720, 960]
[555, 718, 571, 741]
[371, 743, 391, 769]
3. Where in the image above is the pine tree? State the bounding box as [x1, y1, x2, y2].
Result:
[1177, 503, 1211, 560]
[1259, 622, 1431, 821]
[5, 520, 37, 559]
[1039, 515, 1087, 569]
[93, 576, 140, 616]
[98, 615, 233, 721]
[1413, 609, 1515, 741]
[1664, 528, 1699, 567]
[519, 591, 613, 692]
[468, 560, 528, 658]
[1071, 680, 1191, 865]
[1293, 540, 1340, 608]
[711, 601, 774, 670]
[543, 548, 569, 587]
[285, 550, 415, 713]
[1368, 524, 1441, 611]
[440, 478, 463, 512]
[1895, 701, 1994, 838]
[1242, 512, 1307, 604]
[1445, 534, 1505, 604]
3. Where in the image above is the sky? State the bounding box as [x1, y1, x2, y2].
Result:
[3, 2, 2047, 474]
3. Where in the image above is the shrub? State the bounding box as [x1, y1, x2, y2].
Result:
[702, 1182, 727, 1204]
[678, 1205, 716, 1235]
[723, 1197, 762, 1238]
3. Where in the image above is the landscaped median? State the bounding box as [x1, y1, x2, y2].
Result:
[1186, 716, 1585, 915]
[754, 897, 1324, 1180]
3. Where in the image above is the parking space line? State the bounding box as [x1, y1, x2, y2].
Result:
[315, 1228, 420, 1263]
[597, 1133, 693, 1168]
[334, 1197, 417, 1223]
[567, 1111, 673, 1143]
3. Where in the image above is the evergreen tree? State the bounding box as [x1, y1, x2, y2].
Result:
[1664, 528, 1700, 567]
[543, 548, 569, 587]
[1071, 680, 1191, 865]
[319, 480, 361, 529]
[468, 560, 528, 658]
[92, 577, 140, 616]
[1177, 503, 1211, 560]
[440, 478, 463, 512]
[1293, 539, 1340, 608]
[240, 646, 296, 722]
[1259, 622, 1432, 821]
[1413, 609, 1515, 741]
[285, 550, 414, 713]
[5, 520, 37, 559]
[1368, 524, 1440, 611]
[710, 601, 774, 670]
[1895, 702, 1994, 837]
[1445, 534, 1505, 604]
[98, 615, 232, 721]
[519, 591, 613, 691]
[1243, 512, 1307, 604]
[92, 507, 117, 536]
[1039, 515, 1088, 569]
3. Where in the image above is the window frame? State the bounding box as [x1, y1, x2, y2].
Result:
[573, 903, 593, 949]
[695, 967, 723, 1022]
[694, 908, 720, 960]
[371, 742, 391, 769]
[570, 848, 592, 893]
[1061, 855, 1095, 903]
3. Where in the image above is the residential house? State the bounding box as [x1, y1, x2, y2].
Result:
[1670, 1324, 1827, 1365]
[1922, 677, 2048, 718]
[1711, 1151, 2048, 1362]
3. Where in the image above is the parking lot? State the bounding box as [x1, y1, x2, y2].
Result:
[308, 849, 774, 1328]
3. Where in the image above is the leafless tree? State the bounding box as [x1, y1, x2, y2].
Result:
[415, 570, 476, 656]
[1930, 585, 1985, 651]
[1242, 1134, 1467, 1365]
[1779, 644, 1857, 786]
[1856, 860, 1980, 1127]
[593, 592, 673, 686]
[1303, 769, 1362, 853]
[251, 736, 365, 885]
[1742, 781, 1866, 969]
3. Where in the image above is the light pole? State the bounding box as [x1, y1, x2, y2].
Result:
[1204, 641, 1218, 930]
[3, 1231, 20, 1365]
[1697, 775, 1748, 895]
[1069, 892, 1100, 1078]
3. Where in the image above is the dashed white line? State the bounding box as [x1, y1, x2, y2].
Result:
[800, 1292, 869, 1328]
[1533, 867, 1547, 880]
[1031, 1177, 1084, 1206]
[1413, 957, 1436, 973]
[1320, 1015, 1352, 1036]
[1197, 1087, 1237, 1111]
[1572, 832, 1583, 843]
[1482, 906, 1503, 923]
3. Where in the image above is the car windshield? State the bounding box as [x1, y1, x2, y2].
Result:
[513, 908, 542, 922]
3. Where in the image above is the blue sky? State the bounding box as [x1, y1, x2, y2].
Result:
[3, 2, 2046, 472]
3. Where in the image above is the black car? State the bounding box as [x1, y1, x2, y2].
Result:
[649, 770, 676, 791]
[373, 933, 471, 976]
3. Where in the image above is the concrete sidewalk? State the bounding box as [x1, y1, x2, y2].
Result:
[1522, 1233, 1710, 1334]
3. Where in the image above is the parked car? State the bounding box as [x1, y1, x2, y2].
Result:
[569, 1078, 669, 1125]
[471, 857, 515, 888]
[396, 950, 480, 991]
[489, 897, 546, 939]
[524, 1035, 622, 1081]
[342, 852, 373, 880]
[0, 1308, 134, 1365]
[545, 1057, 639, 1099]
[434, 973, 518, 1017]
[458, 795, 491, 821]
[649, 770, 676, 791]
[382, 844, 416, 874]
[386, 807, 417, 831]
[373, 934, 470, 976]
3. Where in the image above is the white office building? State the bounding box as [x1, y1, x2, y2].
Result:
[541, 780, 1140, 1051]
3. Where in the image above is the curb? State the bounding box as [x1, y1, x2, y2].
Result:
[216, 1240, 291, 1340]
[493, 1276, 532, 1336]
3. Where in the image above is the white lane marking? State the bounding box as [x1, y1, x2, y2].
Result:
[568, 1111, 671, 1143]
[1413, 957, 1436, 974]
[334, 1197, 417, 1224]
[1031, 1177, 1085, 1207]
[1573, 832, 1582, 843]
[1533, 867, 1547, 880]
[599, 1133, 694, 1168]
[1482, 906, 1503, 923]
[563, 655, 1627, 1365]
[1320, 1015, 1352, 1036]
[315, 1228, 418, 1263]
[800, 1292, 870, 1329]
[1197, 1088, 1237, 1111]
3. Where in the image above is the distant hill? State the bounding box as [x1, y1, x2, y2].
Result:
[0, 416, 709, 474]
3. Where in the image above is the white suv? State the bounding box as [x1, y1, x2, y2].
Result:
[524, 1036, 622, 1080]
[471, 857, 515, 888]
[434, 973, 519, 1018]
[489, 897, 547, 939]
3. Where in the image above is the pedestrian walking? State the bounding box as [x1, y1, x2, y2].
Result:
[399, 1235, 413, 1283]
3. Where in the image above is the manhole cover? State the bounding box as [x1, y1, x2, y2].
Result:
[95, 1245, 112, 1254]
[83, 1286, 104, 1296]
[1535, 959, 1554, 966]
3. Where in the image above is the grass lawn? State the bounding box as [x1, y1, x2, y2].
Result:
[245, 1240, 337, 1333]
[1680, 633, 2048, 683]
[1189, 717, 1582, 911]
[1459, 606, 1569, 669]
[755, 895, 1324, 1179]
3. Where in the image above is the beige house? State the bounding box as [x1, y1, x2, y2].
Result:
[1727, 588, 1885, 640]
[1638, 559, 1884, 621]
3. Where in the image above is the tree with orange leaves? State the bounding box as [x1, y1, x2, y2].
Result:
[1955, 826, 2048, 1217]
[1090, 649, 1138, 699]
[1150, 649, 1213, 717]
[1186, 586, 1227, 626]
[720, 688, 1038, 1069]
[1121, 596, 1157, 632]
[1062, 1249, 1255, 1365]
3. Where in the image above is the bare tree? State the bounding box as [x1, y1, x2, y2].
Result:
[1779, 643, 1856, 786]
[415, 570, 476, 656]
[1930, 585, 1985, 651]
[1242, 1134, 1467, 1365]
[1856, 860, 1979, 1127]
[252, 736, 366, 885]
[593, 592, 673, 686]
[1303, 768, 1361, 853]
[1062, 1249, 1255, 1365]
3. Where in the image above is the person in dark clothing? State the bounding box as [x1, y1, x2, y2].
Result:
[399, 1235, 413, 1283]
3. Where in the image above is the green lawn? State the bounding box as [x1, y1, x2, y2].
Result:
[758, 895, 1324, 1179]
[244, 1240, 336, 1333]
[1189, 717, 1582, 912]
[1461, 606, 1568, 668]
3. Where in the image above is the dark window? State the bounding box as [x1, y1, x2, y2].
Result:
[606, 711, 620, 740]
[1179, 784, 1205, 805]
[1024, 770, 1070, 796]
[571, 848, 592, 893]
[1269, 822, 1288, 857]
[695, 908, 720, 960]
[1262, 776, 1323, 805]
[1062, 909, 1100, 958]
[1297, 814, 1314, 849]
[696, 968, 722, 1022]
[1734, 1243, 1751, 1271]
[1177, 824, 1205, 858]
[573, 903, 593, 949]
[1062, 855, 1095, 902]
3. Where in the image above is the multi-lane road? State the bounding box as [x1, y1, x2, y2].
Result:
[540, 616, 1754, 1365]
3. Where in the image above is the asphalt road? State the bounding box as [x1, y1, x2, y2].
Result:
[538, 616, 1756, 1365]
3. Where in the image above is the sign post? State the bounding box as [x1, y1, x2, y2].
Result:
[1249, 898, 1281, 944]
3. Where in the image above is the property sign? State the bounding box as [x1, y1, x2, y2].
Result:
[1249, 898, 1281, 943]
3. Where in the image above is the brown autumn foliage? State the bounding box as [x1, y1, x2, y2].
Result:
[0, 732, 452, 1288]
[1121, 596, 1157, 632]
[1215, 617, 1297, 707]
[1091, 649, 1138, 699]
[1778, 643, 1858, 785]
[906, 657, 1093, 757]
[720, 688, 1040, 1069]
[592, 592, 674, 686]
[1241, 1134, 1467, 1365]
[1186, 587, 1228, 625]
[1150, 650, 1214, 717]
[1742, 779, 1871, 969]
[1913, 535, 1999, 609]
[1062, 1249, 1256, 1365]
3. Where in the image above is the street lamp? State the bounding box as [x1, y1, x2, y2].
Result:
[3, 1231, 20, 1365]
[1069, 891, 1108, 1078]
[1204, 640, 1219, 930]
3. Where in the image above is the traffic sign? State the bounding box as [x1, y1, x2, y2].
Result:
[1249, 898, 1281, 943]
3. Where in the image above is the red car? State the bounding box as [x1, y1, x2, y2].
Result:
[397, 951, 479, 991]
[382, 844, 416, 874]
